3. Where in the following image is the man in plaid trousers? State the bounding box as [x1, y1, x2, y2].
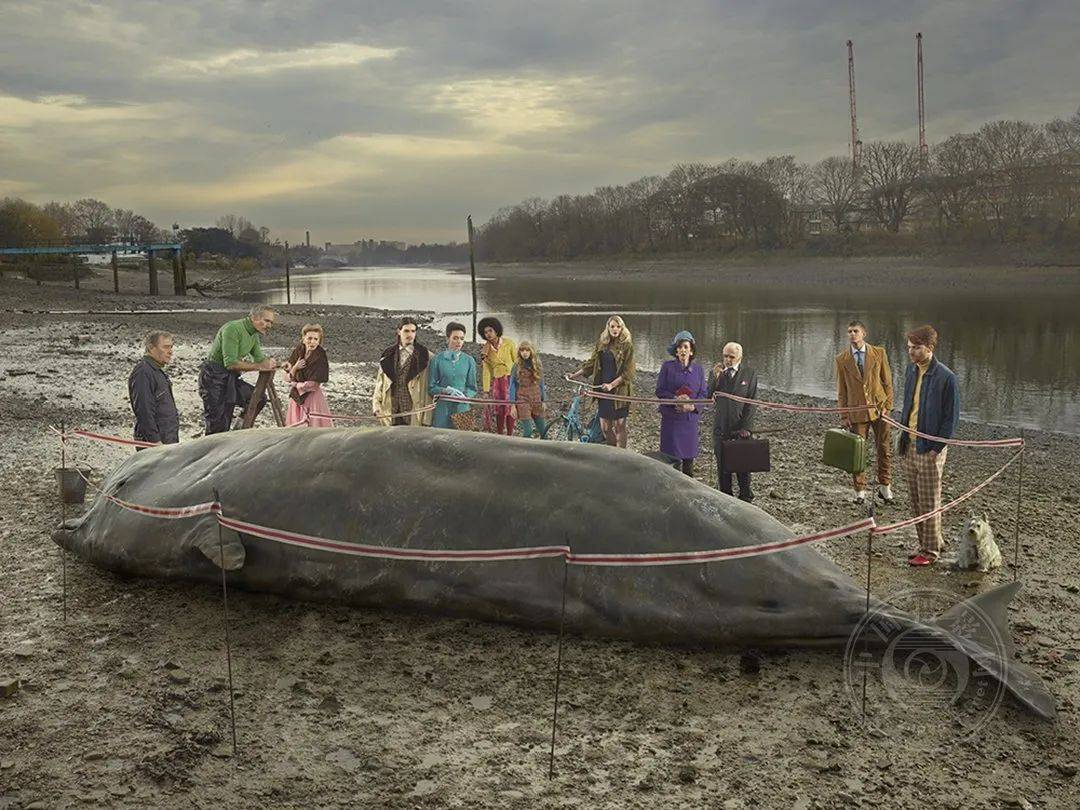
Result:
[898, 325, 960, 566]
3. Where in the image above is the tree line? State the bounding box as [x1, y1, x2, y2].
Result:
[0, 197, 170, 248]
[477, 108, 1080, 261]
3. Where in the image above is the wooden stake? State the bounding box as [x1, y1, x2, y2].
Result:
[1012, 428, 1025, 581]
[284, 241, 291, 305]
[467, 215, 478, 341]
[71, 255, 79, 290]
[111, 251, 119, 294]
[172, 249, 184, 296]
[148, 249, 158, 296]
[548, 559, 570, 779]
[213, 487, 238, 756]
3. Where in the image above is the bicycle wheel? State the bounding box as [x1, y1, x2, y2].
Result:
[542, 417, 571, 441]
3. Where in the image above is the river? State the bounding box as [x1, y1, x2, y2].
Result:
[257, 264, 1080, 435]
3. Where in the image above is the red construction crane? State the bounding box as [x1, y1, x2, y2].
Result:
[847, 40, 861, 175]
[917, 32, 928, 168]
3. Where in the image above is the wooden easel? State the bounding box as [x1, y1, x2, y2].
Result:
[241, 370, 286, 428]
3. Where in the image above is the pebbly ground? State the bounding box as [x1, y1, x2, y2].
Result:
[0, 270, 1077, 809]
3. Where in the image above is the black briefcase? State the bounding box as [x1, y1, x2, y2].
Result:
[720, 437, 771, 473]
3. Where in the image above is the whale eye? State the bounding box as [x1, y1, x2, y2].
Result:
[759, 599, 782, 612]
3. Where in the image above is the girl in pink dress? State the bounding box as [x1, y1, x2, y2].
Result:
[282, 324, 333, 427]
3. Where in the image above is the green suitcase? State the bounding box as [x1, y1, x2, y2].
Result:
[822, 428, 869, 475]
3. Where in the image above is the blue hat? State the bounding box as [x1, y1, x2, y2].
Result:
[668, 330, 695, 357]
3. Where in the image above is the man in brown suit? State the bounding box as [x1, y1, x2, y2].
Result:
[836, 320, 894, 504]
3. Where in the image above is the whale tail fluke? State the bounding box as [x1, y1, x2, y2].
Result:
[929, 581, 1057, 720]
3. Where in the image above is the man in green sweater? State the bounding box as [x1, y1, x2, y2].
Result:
[198, 305, 278, 434]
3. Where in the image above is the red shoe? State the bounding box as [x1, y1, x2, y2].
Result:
[909, 553, 936, 567]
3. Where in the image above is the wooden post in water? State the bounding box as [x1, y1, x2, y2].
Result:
[71, 255, 79, 290]
[111, 251, 119, 294]
[467, 215, 478, 340]
[172, 249, 185, 296]
[147, 249, 158, 296]
[179, 252, 188, 292]
[284, 241, 291, 305]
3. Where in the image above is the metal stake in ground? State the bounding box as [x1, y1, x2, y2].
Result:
[213, 487, 239, 756]
[1012, 428, 1025, 582]
[548, 557, 570, 779]
[59, 419, 68, 623]
[860, 498, 875, 718]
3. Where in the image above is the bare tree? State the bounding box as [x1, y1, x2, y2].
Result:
[216, 214, 241, 235]
[72, 198, 116, 242]
[974, 120, 1049, 240]
[860, 141, 921, 232]
[922, 134, 983, 235]
[113, 208, 136, 240]
[811, 156, 859, 231]
[42, 201, 79, 241]
[130, 214, 164, 244]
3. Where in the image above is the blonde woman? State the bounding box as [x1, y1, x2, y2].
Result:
[569, 315, 635, 448]
[282, 323, 332, 427]
[508, 340, 548, 438]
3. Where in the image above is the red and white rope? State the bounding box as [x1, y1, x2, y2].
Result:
[564, 517, 875, 566]
[879, 414, 1023, 448]
[306, 403, 436, 422]
[585, 390, 713, 406]
[218, 515, 571, 562]
[712, 391, 1024, 447]
[870, 448, 1024, 535]
[712, 390, 868, 414]
[432, 394, 512, 407]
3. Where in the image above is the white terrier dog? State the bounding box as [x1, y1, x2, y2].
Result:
[953, 514, 1002, 573]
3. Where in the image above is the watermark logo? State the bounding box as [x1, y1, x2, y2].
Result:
[842, 586, 1006, 740]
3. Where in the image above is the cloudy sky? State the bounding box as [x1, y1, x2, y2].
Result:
[1, 0, 1077, 243]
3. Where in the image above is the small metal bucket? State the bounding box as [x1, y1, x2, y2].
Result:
[54, 467, 90, 504]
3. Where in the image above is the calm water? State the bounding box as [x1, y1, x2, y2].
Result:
[260, 265, 1080, 435]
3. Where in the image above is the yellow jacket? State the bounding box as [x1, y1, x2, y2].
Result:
[481, 338, 516, 391]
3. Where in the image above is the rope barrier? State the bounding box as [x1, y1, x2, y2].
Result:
[712, 391, 1024, 448]
[878, 414, 1024, 448]
[584, 390, 713, 406]
[564, 518, 875, 566]
[711, 390, 878, 415]
[870, 448, 1024, 535]
[305, 403, 436, 423]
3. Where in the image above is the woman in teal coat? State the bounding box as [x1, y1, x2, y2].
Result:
[429, 322, 478, 428]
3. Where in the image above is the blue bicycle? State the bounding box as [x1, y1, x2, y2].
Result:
[542, 379, 606, 443]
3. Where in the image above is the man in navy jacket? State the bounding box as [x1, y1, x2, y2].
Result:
[898, 325, 959, 566]
[129, 331, 180, 447]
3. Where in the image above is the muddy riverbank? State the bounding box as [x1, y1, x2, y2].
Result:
[0, 274, 1077, 808]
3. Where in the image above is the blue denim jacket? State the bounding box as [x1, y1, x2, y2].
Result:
[898, 357, 959, 454]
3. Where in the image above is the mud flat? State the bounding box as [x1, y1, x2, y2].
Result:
[0, 274, 1077, 808]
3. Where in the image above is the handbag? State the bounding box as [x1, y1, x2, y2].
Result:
[719, 436, 771, 473]
[450, 408, 480, 431]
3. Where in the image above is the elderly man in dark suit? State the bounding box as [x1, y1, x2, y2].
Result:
[708, 341, 759, 502]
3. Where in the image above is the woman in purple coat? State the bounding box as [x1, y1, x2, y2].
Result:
[656, 330, 708, 476]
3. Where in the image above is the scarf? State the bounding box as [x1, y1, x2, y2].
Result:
[287, 344, 329, 403]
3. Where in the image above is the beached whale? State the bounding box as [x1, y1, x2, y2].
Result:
[53, 427, 1055, 719]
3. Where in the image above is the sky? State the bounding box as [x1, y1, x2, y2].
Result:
[1, 0, 1078, 244]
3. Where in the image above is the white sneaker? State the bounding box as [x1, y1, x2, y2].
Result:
[852, 490, 867, 503]
[877, 485, 895, 504]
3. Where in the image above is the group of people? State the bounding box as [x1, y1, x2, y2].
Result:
[128, 305, 959, 566]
